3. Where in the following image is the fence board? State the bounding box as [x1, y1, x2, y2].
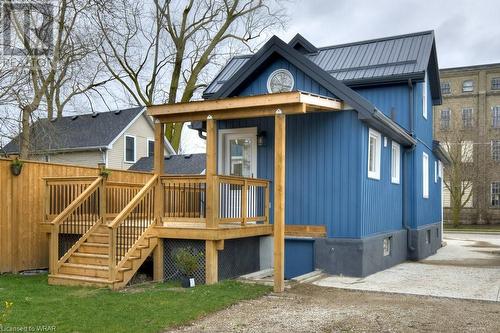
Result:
[0, 158, 151, 273]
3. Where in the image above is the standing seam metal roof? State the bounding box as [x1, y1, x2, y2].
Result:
[203, 31, 437, 97]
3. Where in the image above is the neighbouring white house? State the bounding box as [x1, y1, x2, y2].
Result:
[2, 107, 175, 169]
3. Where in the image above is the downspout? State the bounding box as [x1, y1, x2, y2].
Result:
[404, 79, 416, 252]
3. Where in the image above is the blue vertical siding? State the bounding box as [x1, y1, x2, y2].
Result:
[234, 57, 336, 97]
[359, 124, 404, 236]
[355, 84, 411, 132]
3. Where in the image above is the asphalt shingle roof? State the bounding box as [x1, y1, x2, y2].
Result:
[129, 154, 206, 174]
[3, 107, 145, 153]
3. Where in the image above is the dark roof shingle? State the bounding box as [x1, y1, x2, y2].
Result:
[3, 107, 145, 153]
[129, 154, 206, 174]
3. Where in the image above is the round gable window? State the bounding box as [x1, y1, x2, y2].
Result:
[267, 69, 294, 93]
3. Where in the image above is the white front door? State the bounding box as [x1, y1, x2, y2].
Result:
[219, 127, 257, 178]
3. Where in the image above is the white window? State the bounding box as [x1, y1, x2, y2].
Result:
[434, 161, 438, 183]
[462, 80, 474, 92]
[461, 141, 474, 163]
[367, 129, 381, 180]
[391, 142, 400, 184]
[422, 73, 428, 119]
[124, 135, 136, 163]
[423, 152, 429, 198]
[492, 182, 500, 207]
[383, 237, 391, 256]
[147, 138, 155, 158]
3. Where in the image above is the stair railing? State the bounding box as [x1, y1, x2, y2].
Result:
[48, 176, 104, 274]
[107, 175, 158, 282]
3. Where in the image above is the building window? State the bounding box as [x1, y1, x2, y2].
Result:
[440, 109, 450, 130]
[441, 82, 451, 95]
[367, 129, 381, 180]
[124, 135, 136, 163]
[383, 237, 392, 256]
[492, 78, 500, 90]
[391, 142, 400, 184]
[492, 140, 500, 162]
[147, 139, 155, 158]
[492, 106, 500, 128]
[423, 152, 429, 199]
[422, 73, 428, 119]
[461, 141, 474, 163]
[462, 80, 474, 93]
[462, 108, 473, 128]
[492, 182, 500, 207]
[425, 230, 431, 244]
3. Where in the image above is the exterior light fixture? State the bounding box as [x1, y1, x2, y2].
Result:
[257, 131, 267, 146]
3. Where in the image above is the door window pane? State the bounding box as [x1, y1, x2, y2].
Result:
[229, 138, 253, 177]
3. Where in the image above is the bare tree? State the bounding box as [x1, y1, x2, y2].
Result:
[2, 0, 114, 157]
[94, 0, 286, 151]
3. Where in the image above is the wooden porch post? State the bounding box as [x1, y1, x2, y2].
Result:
[274, 112, 286, 293]
[153, 121, 165, 281]
[205, 115, 219, 284]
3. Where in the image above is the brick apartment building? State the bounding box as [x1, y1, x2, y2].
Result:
[433, 63, 500, 224]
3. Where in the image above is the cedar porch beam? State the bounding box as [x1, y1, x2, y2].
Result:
[148, 91, 341, 116]
[273, 112, 286, 293]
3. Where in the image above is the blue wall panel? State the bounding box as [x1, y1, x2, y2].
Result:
[355, 84, 411, 132]
[285, 239, 315, 279]
[359, 124, 404, 237]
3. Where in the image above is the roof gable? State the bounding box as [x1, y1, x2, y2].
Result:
[203, 31, 442, 104]
[210, 35, 376, 119]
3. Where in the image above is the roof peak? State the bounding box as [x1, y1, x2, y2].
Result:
[288, 33, 318, 54]
[316, 30, 435, 51]
[44, 106, 144, 122]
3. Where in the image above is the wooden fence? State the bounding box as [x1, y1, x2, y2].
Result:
[0, 158, 152, 273]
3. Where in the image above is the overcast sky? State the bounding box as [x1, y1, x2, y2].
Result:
[276, 0, 500, 68]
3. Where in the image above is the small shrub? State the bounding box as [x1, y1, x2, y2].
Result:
[173, 247, 203, 276]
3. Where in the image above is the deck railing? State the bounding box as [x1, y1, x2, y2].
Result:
[217, 176, 270, 225]
[46, 177, 103, 273]
[161, 175, 206, 222]
[105, 181, 144, 219]
[107, 175, 158, 280]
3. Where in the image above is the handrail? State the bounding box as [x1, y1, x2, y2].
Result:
[108, 175, 158, 229]
[50, 177, 103, 227]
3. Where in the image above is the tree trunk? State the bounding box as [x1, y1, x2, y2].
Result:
[19, 107, 31, 158]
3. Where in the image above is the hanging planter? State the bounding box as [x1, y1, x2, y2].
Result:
[10, 158, 23, 176]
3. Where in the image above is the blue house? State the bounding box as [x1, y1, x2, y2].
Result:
[194, 30, 450, 278]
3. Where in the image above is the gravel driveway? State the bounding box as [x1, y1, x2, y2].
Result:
[167, 284, 500, 333]
[315, 232, 500, 302]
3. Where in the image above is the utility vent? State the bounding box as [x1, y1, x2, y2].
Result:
[165, 156, 172, 160]
[71, 115, 78, 120]
[50, 118, 57, 122]
[91, 112, 99, 118]
[183, 154, 192, 159]
[114, 110, 122, 115]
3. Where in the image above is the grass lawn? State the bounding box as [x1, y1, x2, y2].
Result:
[0, 274, 270, 333]
[444, 223, 500, 232]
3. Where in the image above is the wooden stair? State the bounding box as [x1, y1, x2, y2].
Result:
[49, 225, 158, 289]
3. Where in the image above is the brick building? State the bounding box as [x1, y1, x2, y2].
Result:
[434, 63, 500, 224]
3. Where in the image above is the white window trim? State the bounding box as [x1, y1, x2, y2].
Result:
[367, 128, 381, 180]
[422, 72, 428, 119]
[391, 141, 400, 184]
[147, 138, 155, 157]
[434, 161, 438, 183]
[124, 134, 137, 163]
[423, 152, 429, 199]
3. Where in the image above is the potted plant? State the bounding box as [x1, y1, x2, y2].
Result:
[174, 247, 202, 288]
[10, 158, 23, 176]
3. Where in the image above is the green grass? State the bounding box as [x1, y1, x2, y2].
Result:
[444, 223, 500, 232]
[0, 274, 270, 333]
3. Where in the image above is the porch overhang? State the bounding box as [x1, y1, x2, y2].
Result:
[147, 91, 343, 122]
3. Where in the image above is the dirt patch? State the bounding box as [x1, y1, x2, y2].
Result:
[466, 240, 500, 249]
[167, 284, 500, 333]
[420, 257, 500, 268]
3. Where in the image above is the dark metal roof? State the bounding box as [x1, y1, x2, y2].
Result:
[129, 154, 206, 174]
[3, 107, 145, 153]
[203, 31, 441, 104]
